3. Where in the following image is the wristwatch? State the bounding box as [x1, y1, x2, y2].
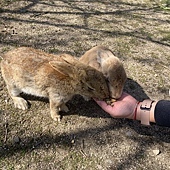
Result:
[140, 99, 154, 125]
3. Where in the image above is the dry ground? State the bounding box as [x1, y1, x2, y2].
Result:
[0, 0, 170, 169]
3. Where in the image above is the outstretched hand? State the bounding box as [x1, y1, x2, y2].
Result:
[94, 92, 138, 119]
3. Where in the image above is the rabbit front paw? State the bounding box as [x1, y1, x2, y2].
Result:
[12, 97, 28, 110]
[50, 111, 61, 122]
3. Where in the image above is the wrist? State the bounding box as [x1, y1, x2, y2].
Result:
[136, 100, 157, 125]
[127, 101, 140, 120]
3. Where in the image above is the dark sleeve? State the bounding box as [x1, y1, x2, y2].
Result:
[154, 100, 170, 127]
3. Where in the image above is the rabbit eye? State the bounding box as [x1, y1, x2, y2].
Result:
[88, 86, 95, 91]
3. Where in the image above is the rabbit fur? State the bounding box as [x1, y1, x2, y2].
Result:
[79, 45, 127, 99]
[1, 47, 110, 121]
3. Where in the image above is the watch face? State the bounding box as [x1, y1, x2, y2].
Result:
[140, 100, 153, 110]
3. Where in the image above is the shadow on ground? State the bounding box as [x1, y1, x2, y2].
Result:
[0, 0, 170, 169]
[1, 78, 170, 160]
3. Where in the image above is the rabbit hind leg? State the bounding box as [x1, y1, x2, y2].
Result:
[7, 84, 28, 110]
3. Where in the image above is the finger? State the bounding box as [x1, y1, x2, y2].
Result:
[95, 100, 115, 113]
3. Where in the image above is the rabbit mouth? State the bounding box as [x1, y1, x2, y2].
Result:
[105, 98, 117, 105]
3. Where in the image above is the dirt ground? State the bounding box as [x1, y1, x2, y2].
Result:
[0, 0, 170, 169]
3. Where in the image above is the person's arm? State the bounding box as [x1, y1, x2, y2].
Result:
[134, 100, 170, 127]
[154, 100, 170, 127]
[95, 92, 170, 127]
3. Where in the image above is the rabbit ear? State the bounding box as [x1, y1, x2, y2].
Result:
[97, 50, 108, 64]
[49, 60, 74, 77]
[97, 49, 114, 65]
[50, 54, 87, 79]
[59, 54, 87, 78]
[60, 54, 77, 63]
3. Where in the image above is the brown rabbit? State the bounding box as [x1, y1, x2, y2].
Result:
[1, 47, 110, 121]
[80, 45, 127, 99]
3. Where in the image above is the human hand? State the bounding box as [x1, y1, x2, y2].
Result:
[94, 92, 138, 119]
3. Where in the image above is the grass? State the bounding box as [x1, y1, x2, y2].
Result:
[158, 0, 170, 9]
[0, 0, 20, 7]
[0, 0, 170, 169]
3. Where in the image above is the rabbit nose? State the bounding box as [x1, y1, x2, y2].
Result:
[111, 89, 122, 99]
[110, 91, 116, 99]
[111, 93, 120, 100]
[115, 91, 123, 99]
